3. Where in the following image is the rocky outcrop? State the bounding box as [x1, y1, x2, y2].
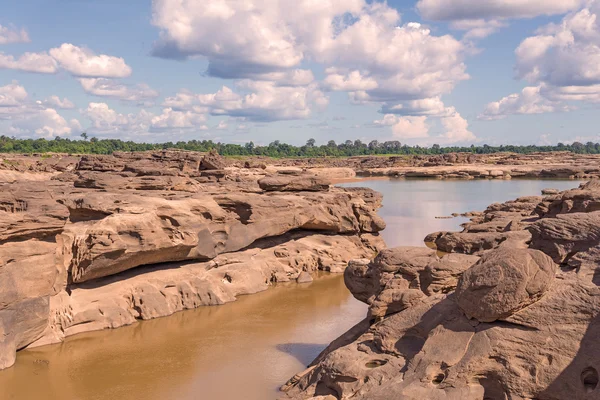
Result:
[0, 151, 385, 370]
[258, 175, 331, 192]
[283, 182, 600, 400]
[455, 247, 556, 322]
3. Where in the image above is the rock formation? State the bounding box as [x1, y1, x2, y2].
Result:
[0, 151, 385, 370]
[283, 182, 600, 400]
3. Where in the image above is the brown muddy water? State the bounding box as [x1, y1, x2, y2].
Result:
[0, 179, 581, 400]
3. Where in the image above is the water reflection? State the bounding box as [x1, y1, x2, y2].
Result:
[340, 179, 581, 247]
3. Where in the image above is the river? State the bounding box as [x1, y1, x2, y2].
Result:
[0, 179, 581, 400]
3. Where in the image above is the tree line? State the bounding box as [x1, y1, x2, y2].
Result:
[1, 135, 600, 157]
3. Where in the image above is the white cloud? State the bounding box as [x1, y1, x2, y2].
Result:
[441, 109, 476, 142]
[323, 70, 378, 91]
[49, 44, 132, 78]
[37, 96, 75, 109]
[480, 86, 571, 120]
[83, 102, 152, 135]
[0, 52, 58, 74]
[149, 0, 476, 142]
[150, 108, 207, 131]
[0, 43, 132, 78]
[215, 120, 228, 130]
[10, 108, 81, 138]
[450, 19, 507, 39]
[151, 1, 468, 101]
[0, 24, 30, 44]
[376, 115, 430, 139]
[0, 81, 28, 107]
[483, 1, 600, 118]
[417, 0, 584, 21]
[0, 82, 80, 137]
[164, 81, 328, 122]
[515, 3, 600, 87]
[151, 0, 361, 77]
[374, 103, 474, 143]
[78, 78, 159, 102]
[82, 102, 208, 137]
[380, 97, 447, 116]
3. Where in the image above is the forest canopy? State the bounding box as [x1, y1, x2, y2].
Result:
[1, 135, 598, 157]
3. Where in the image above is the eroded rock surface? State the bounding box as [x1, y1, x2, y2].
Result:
[283, 181, 600, 400]
[0, 151, 385, 370]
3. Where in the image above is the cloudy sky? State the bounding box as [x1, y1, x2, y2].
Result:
[1, 0, 600, 146]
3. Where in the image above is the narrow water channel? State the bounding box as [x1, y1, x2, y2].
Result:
[0, 179, 581, 400]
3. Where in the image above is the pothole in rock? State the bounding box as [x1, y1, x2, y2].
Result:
[365, 359, 388, 369]
[432, 373, 446, 385]
[582, 367, 599, 393]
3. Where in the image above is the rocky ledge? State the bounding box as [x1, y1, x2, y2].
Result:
[0, 150, 386, 370]
[282, 181, 600, 400]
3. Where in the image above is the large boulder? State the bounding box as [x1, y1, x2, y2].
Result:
[455, 247, 557, 322]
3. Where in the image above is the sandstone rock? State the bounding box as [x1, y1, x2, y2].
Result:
[433, 230, 531, 255]
[284, 275, 600, 400]
[0, 240, 60, 369]
[200, 149, 227, 170]
[74, 171, 203, 192]
[297, 271, 313, 283]
[542, 188, 560, 195]
[33, 232, 383, 348]
[258, 175, 331, 192]
[455, 247, 557, 322]
[0, 181, 69, 242]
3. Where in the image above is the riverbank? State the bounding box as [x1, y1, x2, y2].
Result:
[3, 150, 600, 182]
[282, 180, 600, 399]
[0, 150, 386, 371]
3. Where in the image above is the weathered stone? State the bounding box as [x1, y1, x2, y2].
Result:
[455, 247, 557, 322]
[258, 175, 331, 192]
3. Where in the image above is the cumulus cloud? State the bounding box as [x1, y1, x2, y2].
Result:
[78, 78, 159, 103]
[483, 1, 600, 118]
[0, 81, 80, 137]
[82, 102, 208, 137]
[0, 24, 30, 44]
[163, 81, 328, 122]
[480, 86, 570, 120]
[375, 115, 430, 138]
[149, 0, 476, 140]
[151, 1, 468, 100]
[416, 0, 584, 21]
[0, 81, 28, 108]
[10, 109, 81, 138]
[380, 97, 447, 116]
[49, 44, 132, 78]
[37, 96, 76, 109]
[151, 0, 360, 76]
[441, 109, 476, 142]
[374, 105, 474, 143]
[0, 43, 132, 78]
[0, 52, 58, 74]
[450, 19, 507, 39]
[150, 108, 207, 131]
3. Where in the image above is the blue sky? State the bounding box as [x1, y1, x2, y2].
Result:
[1, 0, 599, 146]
